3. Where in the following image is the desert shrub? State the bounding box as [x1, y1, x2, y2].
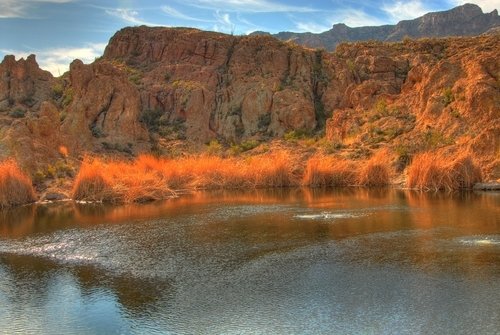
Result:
[303, 155, 356, 187]
[423, 129, 453, 149]
[375, 99, 387, 115]
[206, 139, 223, 156]
[346, 59, 356, 73]
[407, 152, 482, 191]
[257, 113, 271, 131]
[230, 140, 260, 155]
[128, 70, 143, 86]
[9, 109, 26, 118]
[140, 109, 164, 132]
[284, 129, 313, 142]
[62, 88, 73, 107]
[394, 144, 412, 171]
[52, 83, 64, 100]
[0, 160, 36, 208]
[442, 87, 454, 106]
[357, 151, 391, 186]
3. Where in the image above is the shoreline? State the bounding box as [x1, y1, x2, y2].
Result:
[27, 182, 500, 208]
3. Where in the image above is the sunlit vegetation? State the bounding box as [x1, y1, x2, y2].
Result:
[303, 155, 356, 187]
[407, 152, 482, 191]
[72, 151, 299, 203]
[0, 160, 36, 208]
[357, 150, 391, 187]
[72, 158, 176, 203]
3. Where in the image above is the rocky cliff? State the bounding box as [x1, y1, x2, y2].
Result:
[255, 4, 500, 50]
[0, 26, 498, 179]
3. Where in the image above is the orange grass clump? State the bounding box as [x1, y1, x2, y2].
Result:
[303, 155, 356, 187]
[357, 151, 391, 187]
[0, 160, 36, 208]
[407, 152, 482, 191]
[72, 150, 299, 203]
[249, 151, 299, 187]
[72, 157, 175, 203]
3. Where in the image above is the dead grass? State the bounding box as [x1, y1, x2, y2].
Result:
[303, 154, 356, 187]
[357, 150, 391, 187]
[72, 150, 299, 203]
[72, 157, 175, 203]
[0, 160, 36, 208]
[407, 152, 482, 191]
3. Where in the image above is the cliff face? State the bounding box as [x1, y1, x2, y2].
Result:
[258, 4, 500, 50]
[103, 27, 319, 143]
[0, 26, 498, 178]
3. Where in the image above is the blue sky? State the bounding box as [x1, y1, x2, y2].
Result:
[1, 0, 498, 75]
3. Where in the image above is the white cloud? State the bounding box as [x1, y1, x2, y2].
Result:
[105, 8, 167, 26]
[161, 5, 213, 22]
[1, 43, 107, 76]
[382, 1, 431, 22]
[295, 21, 331, 33]
[212, 10, 235, 33]
[181, 0, 317, 13]
[0, 0, 74, 18]
[333, 9, 386, 27]
[450, 0, 500, 12]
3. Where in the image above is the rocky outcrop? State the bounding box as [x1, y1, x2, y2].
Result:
[255, 4, 500, 50]
[60, 59, 148, 152]
[324, 35, 499, 177]
[104, 27, 320, 142]
[0, 25, 498, 180]
[0, 54, 149, 170]
[0, 54, 54, 112]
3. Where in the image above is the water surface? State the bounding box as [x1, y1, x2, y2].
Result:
[0, 189, 499, 334]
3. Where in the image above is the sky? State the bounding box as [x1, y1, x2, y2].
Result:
[1, 0, 498, 76]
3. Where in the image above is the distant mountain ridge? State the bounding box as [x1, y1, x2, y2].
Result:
[252, 3, 499, 50]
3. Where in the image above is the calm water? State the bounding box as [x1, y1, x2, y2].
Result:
[0, 189, 499, 335]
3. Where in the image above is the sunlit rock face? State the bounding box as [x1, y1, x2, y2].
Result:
[0, 24, 498, 180]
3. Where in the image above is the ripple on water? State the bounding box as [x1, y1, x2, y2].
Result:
[294, 211, 368, 220]
[457, 235, 500, 247]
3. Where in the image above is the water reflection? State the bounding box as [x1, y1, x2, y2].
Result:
[0, 188, 499, 334]
[0, 253, 173, 334]
[2, 188, 497, 240]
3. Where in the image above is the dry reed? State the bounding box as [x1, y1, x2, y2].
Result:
[72, 150, 299, 203]
[72, 157, 175, 203]
[303, 155, 356, 187]
[407, 152, 482, 191]
[357, 151, 391, 187]
[0, 160, 36, 208]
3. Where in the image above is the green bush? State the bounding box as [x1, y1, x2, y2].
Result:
[52, 83, 64, 100]
[9, 109, 26, 118]
[284, 129, 313, 141]
[140, 109, 163, 132]
[206, 139, 223, 155]
[423, 129, 453, 149]
[258, 113, 271, 131]
[442, 87, 454, 107]
[230, 140, 259, 155]
[62, 88, 73, 107]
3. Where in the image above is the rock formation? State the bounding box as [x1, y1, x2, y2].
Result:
[254, 4, 500, 50]
[0, 24, 498, 179]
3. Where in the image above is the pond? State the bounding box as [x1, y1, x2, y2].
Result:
[0, 189, 499, 334]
